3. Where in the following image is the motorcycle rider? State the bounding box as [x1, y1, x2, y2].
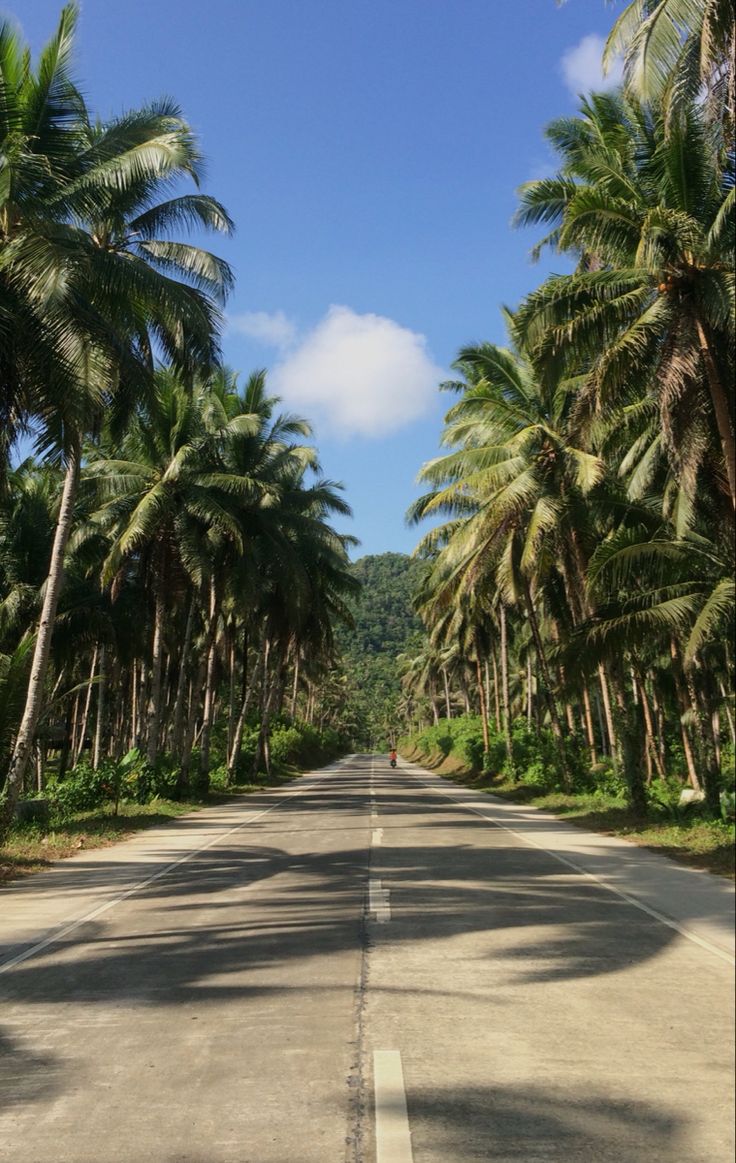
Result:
[389, 747, 397, 768]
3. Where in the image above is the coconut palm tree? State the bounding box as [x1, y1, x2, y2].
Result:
[514, 91, 735, 513]
[604, 0, 735, 142]
[1, 8, 233, 834]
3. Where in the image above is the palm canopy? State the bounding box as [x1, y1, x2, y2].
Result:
[410, 334, 604, 608]
[604, 0, 735, 141]
[0, 2, 234, 463]
[514, 90, 735, 512]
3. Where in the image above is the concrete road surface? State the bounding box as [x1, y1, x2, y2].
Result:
[0, 755, 733, 1162]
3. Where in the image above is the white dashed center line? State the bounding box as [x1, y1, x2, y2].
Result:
[374, 1050, 413, 1162]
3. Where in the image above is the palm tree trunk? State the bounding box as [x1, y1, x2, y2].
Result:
[649, 673, 667, 766]
[695, 316, 736, 509]
[718, 679, 735, 744]
[75, 644, 98, 764]
[686, 671, 721, 816]
[171, 594, 196, 760]
[93, 644, 107, 770]
[526, 656, 533, 727]
[499, 604, 513, 770]
[1, 441, 80, 838]
[597, 664, 618, 759]
[523, 582, 570, 785]
[476, 657, 490, 755]
[491, 649, 501, 732]
[581, 685, 597, 765]
[227, 630, 251, 782]
[290, 650, 300, 721]
[146, 579, 166, 766]
[442, 666, 452, 719]
[635, 670, 665, 781]
[611, 669, 648, 816]
[198, 578, 219, 791]
[670, 640, 701, 790]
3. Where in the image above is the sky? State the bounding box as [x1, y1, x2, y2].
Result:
[9, 0, 625, 558]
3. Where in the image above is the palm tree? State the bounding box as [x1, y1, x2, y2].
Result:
[604, 0, 735, 142]
[514, 91, 735, 513]
[1, 8, 233, 834]
[82, 372, 256, 766]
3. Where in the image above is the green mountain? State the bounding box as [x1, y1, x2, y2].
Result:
[335, 552, 425, 746]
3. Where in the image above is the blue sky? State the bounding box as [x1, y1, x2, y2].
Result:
[10, 0, 624, 557]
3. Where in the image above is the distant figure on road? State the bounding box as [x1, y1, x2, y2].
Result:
[389, 748, 397, 768]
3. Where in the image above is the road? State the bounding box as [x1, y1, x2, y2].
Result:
[1, 755, 734, 1162]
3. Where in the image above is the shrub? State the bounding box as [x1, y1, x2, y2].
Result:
[46, 762, 110, 818]
[450, 716, 485, 769]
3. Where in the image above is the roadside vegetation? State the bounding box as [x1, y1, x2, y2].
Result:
[1, 1, 734, 884]
[400, 1, 735, 865]
[0, 6, 356, 860]
[399, 716, 735, 878]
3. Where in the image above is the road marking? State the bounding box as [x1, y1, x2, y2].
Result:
[372, 828, 384, 846]
[374, 1050, 413, 1163]
[0, 779, 320, 975]
[416, 774, 736, 967]
[369, 878, 391, 923]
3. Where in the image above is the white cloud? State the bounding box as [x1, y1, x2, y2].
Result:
[228, 309, 297, 348]
[560, 34, 623, 97]
[269, 305, 442, 438]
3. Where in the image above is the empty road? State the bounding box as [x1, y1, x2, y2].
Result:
[1, 755, 734, 1162]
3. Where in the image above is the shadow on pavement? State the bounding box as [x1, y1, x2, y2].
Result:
[0, 759, 727, 1123]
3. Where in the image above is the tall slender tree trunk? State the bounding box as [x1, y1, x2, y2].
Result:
[1, 441, 80, 838]
[290, 650, 300, 721]
[146, 578, 167, 767]
[442, 666, 452, 719]
[649, 673, 667, 766]
[93, 644, 107, 770]
[581, 686, 597, 765]
[491, 649, 501, 732]
[198, 579, 219, 792]
[719, 680, 735, 744]
[227, 631, 251, 783]
[611, 668, 648, 816]
[526, 656, 533, 728]
[671, 640, 701, 790]
[597, 664, 618, 760]
[594, 691, 608, 757]
[252, 635, 272, 778]
[130, 663, 138, 749]
[499, 604, 513, 770]
[476, 657, 490, 755]
[75, 644, 98, 764]
[634, 670, 665, 781]
[695, 316, 736, 509]
[171, 595, 196, 761]
[523, 582, 570, 786]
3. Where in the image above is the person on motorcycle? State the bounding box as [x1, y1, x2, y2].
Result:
[389, 747, 397, 768]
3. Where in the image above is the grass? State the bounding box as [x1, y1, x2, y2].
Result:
[0, 768, 302, 887]
[439, 769, 735, 879]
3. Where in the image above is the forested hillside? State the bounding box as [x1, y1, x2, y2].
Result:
[336, 553, 425, 746]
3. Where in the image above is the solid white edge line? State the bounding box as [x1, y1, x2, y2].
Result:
[0, 778, 320, 975]
[414, 773, 735, 967]
[374, 1049, 413, 1163]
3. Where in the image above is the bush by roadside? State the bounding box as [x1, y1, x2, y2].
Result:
[399, 715, 736, 880]
[1, 722, 348, 886]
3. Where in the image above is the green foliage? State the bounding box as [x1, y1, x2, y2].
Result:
[403, 716, 605, 794]
[269, 721, 345, 769]
[46, 749, 177, 820]
[46, 763, 110, 819]
[335, 553, 426, 744]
